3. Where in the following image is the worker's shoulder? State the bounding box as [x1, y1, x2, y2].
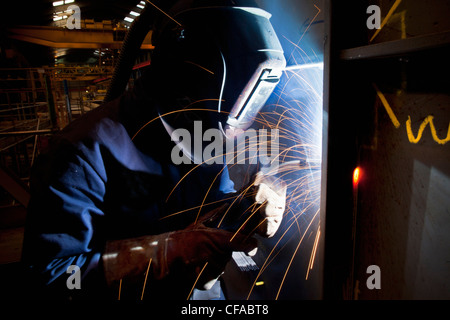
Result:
[31, 100, 133, 178]
[56, 99, 127, 146]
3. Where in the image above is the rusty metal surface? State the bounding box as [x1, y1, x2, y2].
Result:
[324, 0, 450, 300]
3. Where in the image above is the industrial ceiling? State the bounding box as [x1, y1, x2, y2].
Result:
[1, 0, 146, 67]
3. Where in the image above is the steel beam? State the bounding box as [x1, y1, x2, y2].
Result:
[0, 129, 54, 136]
[8, 25, 154, 50]
[340, 31, 450, 60]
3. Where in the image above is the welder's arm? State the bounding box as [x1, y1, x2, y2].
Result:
[102, 204, 257, 289]
[22, 143, 108, 290]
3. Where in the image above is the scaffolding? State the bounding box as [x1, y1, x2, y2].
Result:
[0, 66, 113, 183]
[0, 49, 149, 266]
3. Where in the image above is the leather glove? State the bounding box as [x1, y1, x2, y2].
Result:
[253, 171, 287, 238]
[102, 204, 257, 290]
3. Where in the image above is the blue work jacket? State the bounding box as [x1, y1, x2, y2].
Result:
[21, 76, 237, 299]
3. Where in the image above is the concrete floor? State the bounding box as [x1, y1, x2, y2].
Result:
[0, 227, 23, 265]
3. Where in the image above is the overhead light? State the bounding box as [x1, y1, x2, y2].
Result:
[124, 17, 134, 23]
[137, 4, 144, 9]
[53, 16, 63, 21]
[53, 0, 75, 7]
[129, 11, 140, 16]
[140, 1, 146, 5]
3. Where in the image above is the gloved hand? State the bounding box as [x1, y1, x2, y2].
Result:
[102, 204, 257, 290]
[253, 171, 287, 238]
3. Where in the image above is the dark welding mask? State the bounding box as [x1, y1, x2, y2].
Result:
[150, 3, 286, 143]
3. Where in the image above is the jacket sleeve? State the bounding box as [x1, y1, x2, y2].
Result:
[22, 138, 108, 296]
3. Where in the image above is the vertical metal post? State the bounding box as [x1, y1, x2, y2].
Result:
[44, 74, 57, 128]
[29, 69, 38, 119]
[63, 79, 72, 123]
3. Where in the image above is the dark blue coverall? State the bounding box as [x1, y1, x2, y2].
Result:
[21, 73, 237, 299]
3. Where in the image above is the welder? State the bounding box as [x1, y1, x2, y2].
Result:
[21, 0, 286, 300]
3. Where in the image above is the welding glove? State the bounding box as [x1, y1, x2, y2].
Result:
[253, 171, 287, 238]
[102, 204, 257, 290]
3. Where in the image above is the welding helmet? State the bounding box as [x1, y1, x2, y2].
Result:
[149, 0, 286, 154]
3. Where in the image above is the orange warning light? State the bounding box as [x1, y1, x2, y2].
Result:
[353, 167, 361, 186]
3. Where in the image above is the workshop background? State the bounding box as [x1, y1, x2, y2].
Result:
[0, 0, 449, 300]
